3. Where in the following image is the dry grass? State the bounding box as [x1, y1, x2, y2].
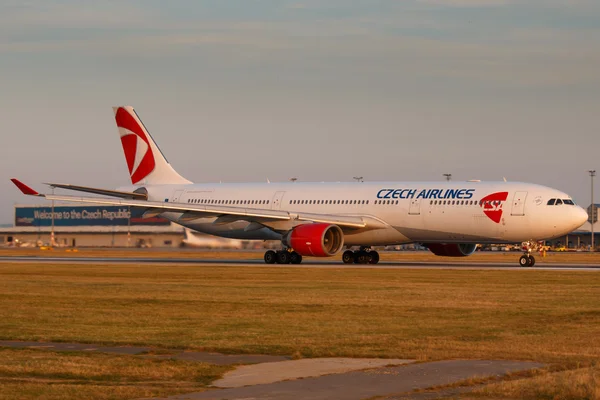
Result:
[2, 247, 600, 264]
[467, 364, 600, 400]
[1, 262, 599, 399]
[0, 347, 229, 400]
[0, 263, 598, 364]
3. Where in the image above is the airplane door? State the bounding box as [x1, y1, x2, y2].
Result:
[511, 191, 528, 216]
[409, 198, 421, 215]
[271, 191, 286, 210]
[171, 189, 184, 203]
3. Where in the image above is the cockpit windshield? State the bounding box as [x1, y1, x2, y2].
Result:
[547, 198, 575, 206]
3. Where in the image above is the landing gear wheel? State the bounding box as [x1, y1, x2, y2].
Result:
[264, 250, 277, 264]
[290, 252, 303, 264]
[519, 255, 530, 267]
[342, 250, 355, 264]
[369, 251, 380, 265]
[528, 255, 536, 267]
[355, 251, 370, 264]
[277, 251, 291, 264]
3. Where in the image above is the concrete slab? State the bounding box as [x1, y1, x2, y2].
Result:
[214, 358, 414, 388]
[156, 360, 543, 400]
[0, 340, 288, 365]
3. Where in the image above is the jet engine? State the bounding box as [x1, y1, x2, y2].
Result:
[425, 243, 478, 257]
[282, 223, 344, 257]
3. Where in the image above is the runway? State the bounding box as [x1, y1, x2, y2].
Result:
[1, 256, 599, 271]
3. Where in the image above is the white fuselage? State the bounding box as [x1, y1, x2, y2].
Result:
[122, 181, 588, 246]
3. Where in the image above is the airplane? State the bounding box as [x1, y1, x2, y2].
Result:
[182, 228, 244, 249]
[11, 106, 588, 267]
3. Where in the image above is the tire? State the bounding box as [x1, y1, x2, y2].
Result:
[528, 256, 536, 267]
[277, 251, 291, 264]
[342, 250, 354, 264]
[369, 251, 380, 265]
[519, 255, 529, 267]
[264, 250, 277, 264]
[355, 251, 369, 264]
[290, 252, 303, 264]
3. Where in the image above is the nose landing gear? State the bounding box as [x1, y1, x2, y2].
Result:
[519, 241, 541, 267]
[519, 254, 535, 267]
[342, 247, 380, 265]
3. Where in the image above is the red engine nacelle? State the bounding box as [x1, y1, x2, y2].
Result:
[425, 243, 478, 257]
[282, 223, 344, 257]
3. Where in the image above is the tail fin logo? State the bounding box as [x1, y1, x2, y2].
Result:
[115, 107, 156, 184]
[480, 192, 509, 223]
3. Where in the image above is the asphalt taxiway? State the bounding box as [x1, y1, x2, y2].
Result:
[0, 256, 599, 271]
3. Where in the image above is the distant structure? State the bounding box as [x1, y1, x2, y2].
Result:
[443, 173, 452, 182]
[353, 176, 364, 183]
[0, 204, 181, 248]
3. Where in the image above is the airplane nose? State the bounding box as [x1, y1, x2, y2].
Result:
[574, 206, 589, 227]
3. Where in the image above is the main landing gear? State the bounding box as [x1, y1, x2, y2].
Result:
[264, 249, 303, 264]
[342, 247, 380, 265]
[519, 240, 540, 267]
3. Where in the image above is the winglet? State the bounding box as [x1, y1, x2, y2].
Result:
[10, 179, 41, 196]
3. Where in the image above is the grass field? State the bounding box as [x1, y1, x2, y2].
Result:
[0, 261, 599, 399]
[0, 347, 229, 400]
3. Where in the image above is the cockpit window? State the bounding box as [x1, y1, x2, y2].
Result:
[563, 199, 575, 205]
[555, 199, 563, 205]
[547, 199, 556, 206]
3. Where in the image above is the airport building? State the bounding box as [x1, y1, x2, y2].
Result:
[0, 204, 184, 248]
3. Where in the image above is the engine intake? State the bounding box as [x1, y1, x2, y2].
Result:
[283, 223, 344, 257]
[425, 243, 478, 257]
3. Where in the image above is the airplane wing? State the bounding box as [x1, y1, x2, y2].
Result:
[43, 183, 147, 200]
[10, 179, 385, 231]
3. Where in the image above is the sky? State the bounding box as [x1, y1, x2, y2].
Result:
[1, 0, 599, 223]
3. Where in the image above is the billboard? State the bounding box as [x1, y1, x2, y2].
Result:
[15, 206, 169, 227]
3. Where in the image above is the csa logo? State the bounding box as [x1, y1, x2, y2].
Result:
[115, 108, 156, 184]
[480, 192, 509, 223]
